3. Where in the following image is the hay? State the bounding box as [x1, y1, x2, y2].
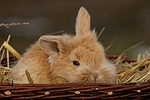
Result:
[0, 22, 29, 28]
[117, 54, 150, 84]
[0, 35, 21, 83]
[0, 35, 149, 84]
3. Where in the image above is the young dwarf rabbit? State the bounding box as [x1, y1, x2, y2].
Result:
[11, 7, 117, 84]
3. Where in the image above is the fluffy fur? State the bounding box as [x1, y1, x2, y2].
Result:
[11, 7, 117, 84]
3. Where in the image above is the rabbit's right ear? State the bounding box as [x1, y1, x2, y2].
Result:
[38, 35, 67, 57]
[75, 7, 91, 36]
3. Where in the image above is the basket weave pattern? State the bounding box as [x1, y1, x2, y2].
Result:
[0, 82, 150, 99]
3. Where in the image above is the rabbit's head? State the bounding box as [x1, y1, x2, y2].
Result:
[38, 7, 116, 84]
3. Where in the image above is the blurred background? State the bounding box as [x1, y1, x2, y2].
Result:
[0, 0, 150, 59]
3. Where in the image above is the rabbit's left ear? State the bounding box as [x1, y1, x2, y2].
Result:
[38, 35, 67, 57]
[75, 7, 91, 36]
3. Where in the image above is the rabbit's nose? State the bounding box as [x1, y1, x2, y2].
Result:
[93, 73, 98, 83]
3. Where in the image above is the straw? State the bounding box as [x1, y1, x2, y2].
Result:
[3, 41, 21, 59]
[25, 70, 34, 85]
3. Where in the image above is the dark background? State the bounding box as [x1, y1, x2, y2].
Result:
[0, 0, 150, 59]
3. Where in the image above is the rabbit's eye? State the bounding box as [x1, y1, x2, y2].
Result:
[73, 60, 80, 66]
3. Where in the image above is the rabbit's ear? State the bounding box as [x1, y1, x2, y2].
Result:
[38, 35, 67, 56]
[75, 7, 91, 35]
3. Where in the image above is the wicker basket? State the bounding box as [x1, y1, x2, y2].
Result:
[0, 82, 150, 99]
[0, 56, 150, 100]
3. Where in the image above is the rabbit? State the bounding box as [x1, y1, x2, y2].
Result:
[11, 7, 117, 84]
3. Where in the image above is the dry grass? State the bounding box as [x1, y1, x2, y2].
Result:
[0, 35, 21, 83]
[116, 54, 150, 84]
[0, 35, 149, 84]
[0, 22, 29, 28]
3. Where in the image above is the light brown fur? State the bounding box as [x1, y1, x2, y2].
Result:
[11, 7, 116, 84]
